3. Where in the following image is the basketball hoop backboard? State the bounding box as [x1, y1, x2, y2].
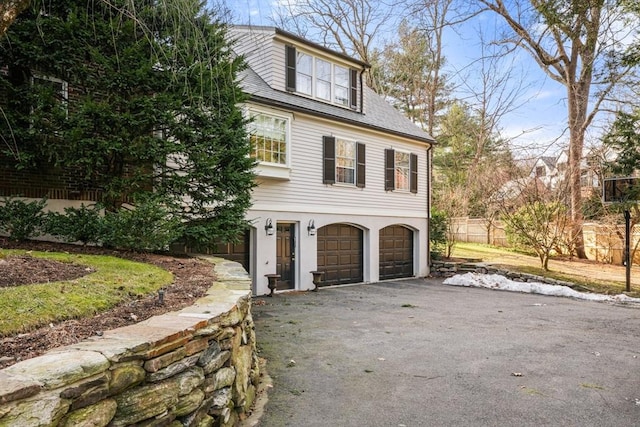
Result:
[603, 177, 640, 203]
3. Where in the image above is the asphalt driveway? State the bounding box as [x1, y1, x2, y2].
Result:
[249, 277, 640, 427]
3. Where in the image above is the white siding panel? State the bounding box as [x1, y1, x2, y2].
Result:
[230, 28, 277, 87]
[251, 113, 429, 218]
[270, 40, 287, 92]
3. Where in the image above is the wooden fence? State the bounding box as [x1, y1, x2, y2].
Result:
[450, 217, 508, 247]
[450, 217, 640, 265]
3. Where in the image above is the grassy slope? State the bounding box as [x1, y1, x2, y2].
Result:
[0, 250, 173, 336]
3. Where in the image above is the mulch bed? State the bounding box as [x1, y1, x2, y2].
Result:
[0, 238, 218, 369]
[0, 255, 95, 287]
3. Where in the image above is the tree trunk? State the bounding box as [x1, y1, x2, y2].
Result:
[566, 66, 592, 259]
[0, 0, 30, 36]
[542, 252, 549, 271]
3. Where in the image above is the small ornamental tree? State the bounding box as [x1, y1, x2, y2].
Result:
[0, 0, 255, 247]
[429, 208, 449, 259]
[502, 201, 569, 271]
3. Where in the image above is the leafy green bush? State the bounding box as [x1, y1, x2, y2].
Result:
[0, 197, 47, 241]
[102, 196, 184, 252]
[430, 208, 449, 258]
[46, 204, 105, 245]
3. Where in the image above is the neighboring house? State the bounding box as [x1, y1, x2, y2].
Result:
[530, 149, 601, 198]
[227, 26, 435, 295]
[532, 155, 560, 189]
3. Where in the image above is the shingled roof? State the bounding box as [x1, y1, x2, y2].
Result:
[238, 66, 435, 145]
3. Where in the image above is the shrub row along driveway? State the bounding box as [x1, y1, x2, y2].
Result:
[251, 278, 640, 427]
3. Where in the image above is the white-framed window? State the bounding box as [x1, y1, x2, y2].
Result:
[334, 65, 349, 106]
[248, 110, 290, 166]
[322, 136, 365, 188]
[31, 74, 68, 116]
[296, 52, 313, 96]
[336, 138, 356, 185]
[287, 46, 357, 109]
[394, 151, 410, 191]
[385, 148, 417, 193]
[315, 58, 332, 101]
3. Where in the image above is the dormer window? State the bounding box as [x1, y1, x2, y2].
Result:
[296, 52, 313, 95]
[315, 58, 331, 101]
[286, 45, 358, 110]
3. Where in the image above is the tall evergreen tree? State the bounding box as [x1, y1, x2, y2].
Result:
[0, 0, 255, 245]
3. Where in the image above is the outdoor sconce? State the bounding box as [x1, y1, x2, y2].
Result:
[265, 218, 275, 236]
[307, 219, 316, 236]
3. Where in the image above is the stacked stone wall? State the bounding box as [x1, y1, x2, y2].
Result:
[430, 260, 576, 288]
[0, 258, 258, 427]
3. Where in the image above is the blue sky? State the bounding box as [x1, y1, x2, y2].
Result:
[220, 0, 604, 161]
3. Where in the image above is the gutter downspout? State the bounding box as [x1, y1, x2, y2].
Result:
[359, 68, 364, 114]
[427, 143, 433, 271]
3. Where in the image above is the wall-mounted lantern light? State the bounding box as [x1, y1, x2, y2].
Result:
[307, 219, 316, 236]
[265, 218, 275, 236]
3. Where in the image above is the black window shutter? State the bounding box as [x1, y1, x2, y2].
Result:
[410, 153, 418, 193]
[356, 142, 366, 188]
[350, 69, 358, 109]
[323, 136, 336, 184]
[385, 149, 395, 191]
[285, 45, 296, 92]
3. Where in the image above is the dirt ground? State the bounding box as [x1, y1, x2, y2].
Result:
[0, 238, 216, 369]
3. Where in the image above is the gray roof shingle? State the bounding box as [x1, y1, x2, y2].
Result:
[239, 67, 435, 145]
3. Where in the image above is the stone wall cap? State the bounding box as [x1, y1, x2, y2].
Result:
[3, 350, 109, 390]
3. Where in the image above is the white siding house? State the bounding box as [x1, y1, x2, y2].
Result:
[230, 26, 435, 295]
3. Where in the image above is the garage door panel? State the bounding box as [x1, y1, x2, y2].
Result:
[317, 224, 363, 286]
[379, 225, 414, 280]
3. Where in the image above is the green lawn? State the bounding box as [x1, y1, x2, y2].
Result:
[450, 242, 640, 298]
[0, 250, 173, 336]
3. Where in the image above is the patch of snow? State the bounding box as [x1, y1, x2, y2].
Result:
[443, 273, 640, 304]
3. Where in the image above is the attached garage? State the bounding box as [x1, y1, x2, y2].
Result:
[379, 225, 414, 280]
[317, 224, 363, 286]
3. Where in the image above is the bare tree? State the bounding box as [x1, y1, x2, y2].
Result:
[434, 182, 469, 258]
[459, 29, 536, 168]
[476, 0, 637, 258]
[408, 0, 473, 135]
[272, 0, 401, 87]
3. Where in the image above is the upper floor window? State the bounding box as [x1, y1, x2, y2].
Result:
[296, 53, 313, 96]
[394, 151, 410, 191]
[334, 65, 349, 106]
[336, 139, 356, 184]
[286, 45, 358, 110]
[248, 111, 289, 166]
[315, 58, 331, 101]
[31, 74, 68, 116]
[385, 148, 417, 193]
[323, 136, 365, 187]
[535, 166, 545, 177]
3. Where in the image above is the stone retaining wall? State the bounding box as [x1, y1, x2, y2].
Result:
[431, 260, 576, 288]
[0, 257, 258, 427]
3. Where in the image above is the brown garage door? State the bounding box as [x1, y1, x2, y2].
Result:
[317, 224, 363, 286]
[379, 225, 413, 280]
